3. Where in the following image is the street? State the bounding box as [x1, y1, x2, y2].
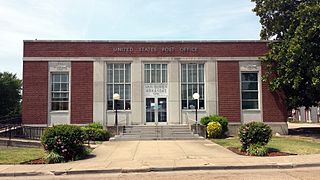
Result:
[9, 167, 320, 180]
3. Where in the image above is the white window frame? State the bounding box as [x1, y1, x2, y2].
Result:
[50, 72, 69, 111]
[106, 63, 131, 110]
[181, 63, 205, 110]
[144, 64, 167, 84]
[240, 72, 259, 110]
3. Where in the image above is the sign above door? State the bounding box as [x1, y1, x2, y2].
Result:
[144, 84, 168, 97]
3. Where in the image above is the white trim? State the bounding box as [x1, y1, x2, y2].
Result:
[24, 40, 271, 43]
[23, 57, 261, 62]
[22, 124, 48, 127]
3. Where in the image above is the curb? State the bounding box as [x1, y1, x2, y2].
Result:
[1, 162, 320, 177]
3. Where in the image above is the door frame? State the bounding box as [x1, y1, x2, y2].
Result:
[145, 97, 168, 125]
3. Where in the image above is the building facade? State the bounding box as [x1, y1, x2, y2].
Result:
[22, 40, 288, 134]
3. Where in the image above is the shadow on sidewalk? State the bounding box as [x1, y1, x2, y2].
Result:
[289, 127, 320, 139]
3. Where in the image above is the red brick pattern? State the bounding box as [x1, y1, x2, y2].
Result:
[262, 66, 287, 122]
[71, 62, 93, 124]
[217, 61, 241, 122]
[22, 61, 48, 124]
[24, 41, 268, 57]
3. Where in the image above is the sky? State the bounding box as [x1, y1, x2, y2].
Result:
[0, 0, 261, 78]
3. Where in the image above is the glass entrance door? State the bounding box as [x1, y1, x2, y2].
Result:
[145, 98, 167, 124]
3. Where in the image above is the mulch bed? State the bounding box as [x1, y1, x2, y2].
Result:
[22, 158, 46, 164]
[227, 147, 296, 157]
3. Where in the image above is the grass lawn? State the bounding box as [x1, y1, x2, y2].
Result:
[212, 136, 320, 155]
[0, 147, 45, 164]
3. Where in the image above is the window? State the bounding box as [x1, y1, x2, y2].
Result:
[241, 72, 259, 110]
[144, 64, 167, 83]
[107, 64, 131, 110]
[51, 73, 69, 111]
[181, 64, 205, 109]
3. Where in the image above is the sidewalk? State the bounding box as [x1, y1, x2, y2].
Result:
[1, 140, 320, 177]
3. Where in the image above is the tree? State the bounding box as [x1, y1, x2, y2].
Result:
[0, 72, 22, 117]
[251, 0, 320, 109]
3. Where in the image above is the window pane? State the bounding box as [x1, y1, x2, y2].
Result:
[125, 64, 131, 83]
[60, 83, 68, 91]
[114, 69, 120, 83]
[151, 65, 156, 83]
[162, 69, 167, 82]
[107, 100, 113, 110]
[53, 83, 60, 91]
[188, 84, 193, 99]
[182, 64, 187, 82]
[119, 84, 124, 99]
[182, 100, 188, 109]
[189, 99, 196, 109]
[107, 84, 113, 100]
[60, 74, 68, 82]
[114, 84, 120, 95]
[117, 100, 124, 110]
[199, 84, 204, 100]
[242, 101, 259, 109]
[53, 74, 60, 82]
[119, 69, 125, 83]
[181, 84, 187, 99]
[125, 100, 131, 110]
[51, 102, 59, 111]
[198, 64, 204, 82]
[242, 92, 258, 99]
[125, 85, 131, 100]
[199, 100, 205, 109]
[107, 68, 113, 83]
[241, 73, 258, 81]
[242, 82, 258, 90]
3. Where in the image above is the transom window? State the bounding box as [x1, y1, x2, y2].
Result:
[107, 64, 131, 110]
[144, 64, 167, 83]
[51, 73, 69, 111]
[181, 64, 205, 109]
[241, 72, 259, 110]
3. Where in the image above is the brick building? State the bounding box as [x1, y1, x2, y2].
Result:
[22, 40, 288, 134]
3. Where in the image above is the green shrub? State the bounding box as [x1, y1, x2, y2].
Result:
[82, 123, 110, 141]
[41, 125, 86, 162]
[246, 144, 268, 156]
[200, 115, 228, 134]
[207, 121, 222, 138]
[45, 151, 64, 164]
[238, 122, 272, 151]
[87, 122, 103, 130]
[82, 127, 96, 142]
[94, 129, 110, 141]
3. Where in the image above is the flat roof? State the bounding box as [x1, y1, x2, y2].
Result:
[23, 40, 270, 43]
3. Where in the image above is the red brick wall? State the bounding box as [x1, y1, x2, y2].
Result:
[24, 41, 268, 57]
[71, 62, 93, 124]
[262, 66, 287, 122]
[22, 61, 48, 124]
[217, 61, 241, 122]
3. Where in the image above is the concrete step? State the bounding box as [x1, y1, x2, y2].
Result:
[113, 125, 201, 141]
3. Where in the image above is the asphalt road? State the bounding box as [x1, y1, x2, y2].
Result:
[9, 167, 320, 180]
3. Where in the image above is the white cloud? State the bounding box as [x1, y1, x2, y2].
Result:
[0, 0, 261, 78]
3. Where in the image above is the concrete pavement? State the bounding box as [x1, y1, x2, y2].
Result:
[1, 139, 320, 177]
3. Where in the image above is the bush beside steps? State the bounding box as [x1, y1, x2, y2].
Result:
[200, 114, 229, 138]
[41, 123, 110, 164]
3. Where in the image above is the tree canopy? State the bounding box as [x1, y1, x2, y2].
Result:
[0, 72, 22, 117]
[251, 0, 320, 109]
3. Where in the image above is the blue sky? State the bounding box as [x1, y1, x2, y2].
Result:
[0, 0, 261, 78]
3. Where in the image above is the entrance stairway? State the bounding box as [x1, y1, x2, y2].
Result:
[111, 125, 204, 141]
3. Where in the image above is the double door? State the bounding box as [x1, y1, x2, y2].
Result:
[146, 97, 167, 124]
